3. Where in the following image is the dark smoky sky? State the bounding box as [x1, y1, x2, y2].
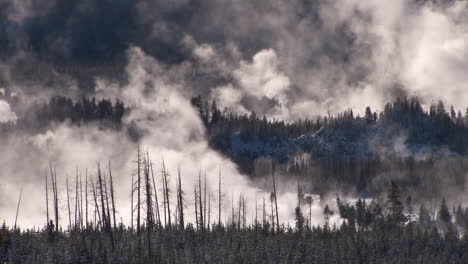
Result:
[0, 0, 467, 118]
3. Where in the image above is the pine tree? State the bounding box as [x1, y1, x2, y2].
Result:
[386, 181, 406, 225]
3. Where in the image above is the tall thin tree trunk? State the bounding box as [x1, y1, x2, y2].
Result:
[85, 170, 89, 229]
[45, 170, 50, 227]
[150, 160, 161, 227]
[131, 167, 135, 230]
[108, 162, 117, 230]
[98, 164, 114, 251]
[74, 173, 79, 229]
[194, 187, 199, 230]
[162, 158, 171, 227]
[161, 160, 167, 227]
[14, 186, 22, 230]
[177, 167, 184, 229]
[218, 169, 222, 227]
[91, 180, 102, 229]
[238, 194, 241, 229]
[198, 171, 204, 230]
[80, 173, 83, 230]
[272, 161, 280, 231]
[204, 173, 207, 229]
[208, 192, 211, 230]
[231, 193, 234, 227]
[137, 148, 141, 235]
[66, 177, 72, 231]
[144, 156, 153, 262]
[262, 196, 266, 228]
[50, 162, 59, 232]
[255, 193, 258, 227]
[104, 178, 112, 230]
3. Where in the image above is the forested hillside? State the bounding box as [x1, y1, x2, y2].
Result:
[192, 96, 468, 200]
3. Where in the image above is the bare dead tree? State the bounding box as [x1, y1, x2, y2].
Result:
[177, 167, 184, 229]
[144, 156, 153, 230]
[66, 177, 72, 231]
[91, 179, 102, 229]
[45, 169, 50, 227]
[80, 173, 84, 230]
[98, 163, 114, 251]
[14, 186, 22, 230]
[198, 170, 204, 230]
[238, 194, 242, 229]
[203, 173, 207, 229]
[208, 192, 211, 230]
[255, 192, 258, 227]
[218, 169, 222, 227]
[131, 166, 135, 230]
[262, 195, 266, 228]
[149, 159, 161, 227]
[161, 162, 167, 227]
[136, 147, 142, 235]
[144, 155, 153, 262]
[161, 158, 171, 227]
[108, 162, 117, 230]
[231, 193, 235, 227]
[270, 193, 275, 232]
[74, 172, 79, 229]
[104, 176, 112, 230]
[85, 170, 89, 229]
[242, 195, 246, 229]
[194, 187, 199, 230]
[49, 162, 59, 232]
[97, 164, 109, 231]
[272, 161, 280, 231]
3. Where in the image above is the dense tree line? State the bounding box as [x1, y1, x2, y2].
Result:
[1, 179, 468, 264]
[191, 96, 468, 159]
[0, 95, 127, 132]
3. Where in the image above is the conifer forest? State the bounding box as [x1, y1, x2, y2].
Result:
[1, 0, 468, 263]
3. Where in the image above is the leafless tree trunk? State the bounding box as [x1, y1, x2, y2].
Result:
[255, 193, 258, 227]
[104, 177, 112, 229]
[98, 164, 114, 251]
[203, 173, 207, 229]
[208, 192, 211, 230]
[162, 158, 171, 227]
[66, 177, 72, 231]
[218, 169, 222, 227]
[161, 164, 167, 227]
[198, 171, 204, 230]
[91, 179, 102, 229]
[97, 164, 108, 231]
[262, 196, 266, 228]
[108, 162, 117, 230]
[136, 148, 142, 235]
[74, 172, 79, 229]
[144, 156, 153, 261]
[177, 167, 184, 229]
[150, 160, 161, 227]
[85, 170, 89, 229]
[80, 174, 84, 230]
[231, 193, 235, 227]
[50, 162, 59, 232]
[45, 170, 50, 227]
[14, 186, 22, 230]
[194, 187, 199, 230]
[131, 167, 135, 230]
[238, 194, 242, 229]
[272, 161, 280, 231]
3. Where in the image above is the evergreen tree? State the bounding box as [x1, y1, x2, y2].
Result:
[386, 181, 406, 225]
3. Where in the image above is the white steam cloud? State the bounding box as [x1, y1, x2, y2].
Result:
[1, 47, 324, 228]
